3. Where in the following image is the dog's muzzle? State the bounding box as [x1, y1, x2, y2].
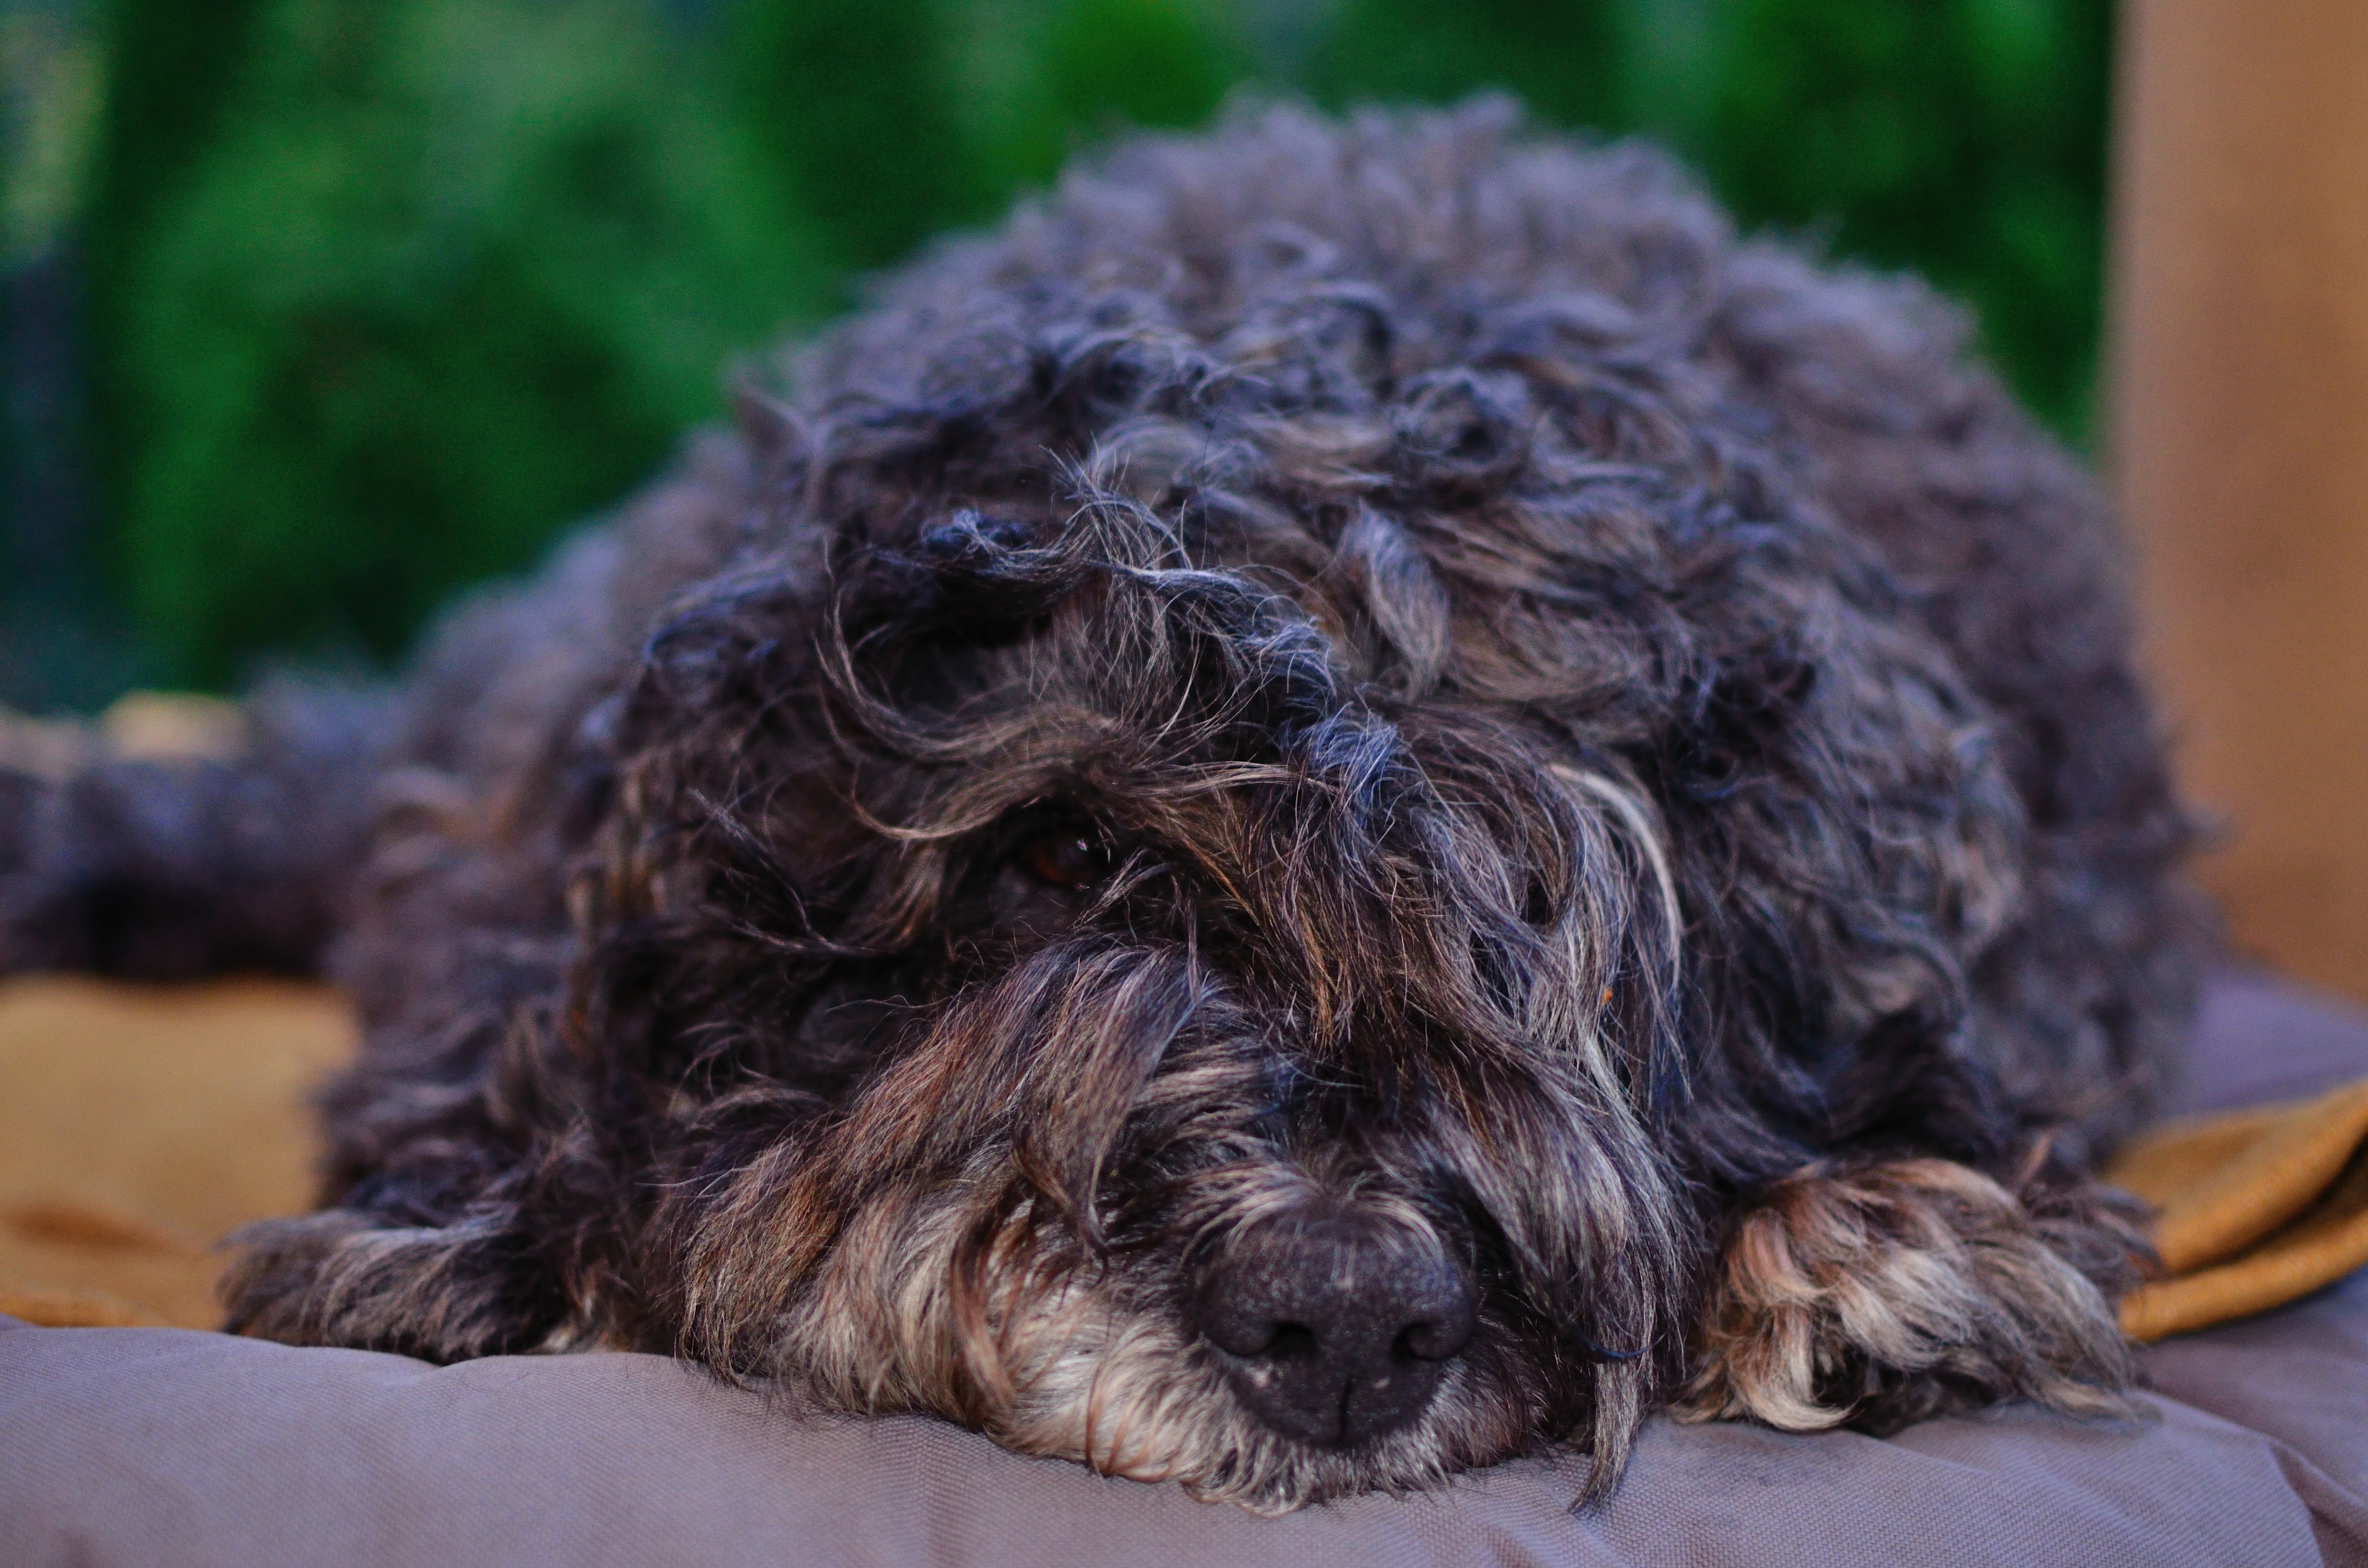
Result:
[1193, 1208, 1476, 1448]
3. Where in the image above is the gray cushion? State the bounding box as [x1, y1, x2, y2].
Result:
[2172, 968, 2368, 1114]
[4, 972, 2367, 1568]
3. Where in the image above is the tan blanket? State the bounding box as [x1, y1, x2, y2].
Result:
[0, 978, 349, 1328]
[1, 975, 2363, 1342]
[2111, 1077, 2368, 1337]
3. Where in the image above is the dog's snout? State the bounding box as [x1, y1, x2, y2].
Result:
[1195, 1213, 1476, 1449]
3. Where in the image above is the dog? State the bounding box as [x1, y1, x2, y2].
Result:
[0, 101, 2204, 1511]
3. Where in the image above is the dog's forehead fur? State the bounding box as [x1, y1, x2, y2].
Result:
[198, 101, 2198, 1514]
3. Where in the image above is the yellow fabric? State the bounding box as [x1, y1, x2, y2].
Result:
[0, 977, 351, 1329]
[2107, 1079, 2368, 1340]
[1, 975, 2363, 1343]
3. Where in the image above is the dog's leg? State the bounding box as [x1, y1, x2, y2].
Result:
[1673, 1158, 2142, 1434]
[222, 1205, 577, 1360]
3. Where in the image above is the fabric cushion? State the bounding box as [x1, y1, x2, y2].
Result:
[3, 972, 2367, 1568]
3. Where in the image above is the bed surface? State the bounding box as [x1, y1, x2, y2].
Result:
[4, 970, 2365, 1568]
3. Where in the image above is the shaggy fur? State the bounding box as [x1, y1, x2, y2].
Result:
[0, 101, 2203, 1510]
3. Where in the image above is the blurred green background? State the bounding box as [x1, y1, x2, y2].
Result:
[1, 0, 2116, 709]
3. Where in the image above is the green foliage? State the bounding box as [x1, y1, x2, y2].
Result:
[1310, 0, 1623, 130]
[981, 0, 1253, 187]
[721, 0, 973, 270]
[718, 0, 1251, 275]
[1677, 0, 2115, 435]
[65, 0, 2119, 693]
[111, 0, 826, 685]
[78, 0, 270, 338]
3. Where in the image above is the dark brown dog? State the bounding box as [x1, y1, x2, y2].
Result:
[1, 101, 2203, 1511]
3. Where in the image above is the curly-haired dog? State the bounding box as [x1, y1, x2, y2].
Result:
[0, 102, 2203, 1510]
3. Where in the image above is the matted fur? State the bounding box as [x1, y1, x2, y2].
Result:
[0, 100, 2202, 1509]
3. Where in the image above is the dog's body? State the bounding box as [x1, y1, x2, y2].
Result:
[2, 104, 2202, 1509]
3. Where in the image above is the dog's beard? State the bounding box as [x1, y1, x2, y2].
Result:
[670, 916, 1687, 1511]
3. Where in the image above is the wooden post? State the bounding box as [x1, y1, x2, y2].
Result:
[2108, 0, 2368, 1003]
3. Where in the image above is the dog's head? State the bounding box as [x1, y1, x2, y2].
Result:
[560, 104, 2029, 1509]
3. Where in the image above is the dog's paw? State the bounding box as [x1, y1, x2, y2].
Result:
[222, 1208, 571, 1360]
[1673, 1158, 2139, 1434]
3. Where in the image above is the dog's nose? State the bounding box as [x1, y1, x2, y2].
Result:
[1194, 1213, 1476, 1448]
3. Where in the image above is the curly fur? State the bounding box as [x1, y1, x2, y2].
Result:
[0, 100, 2204, 1509]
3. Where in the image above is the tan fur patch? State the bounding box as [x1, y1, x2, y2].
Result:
[1676, 1158, 2134, 1432]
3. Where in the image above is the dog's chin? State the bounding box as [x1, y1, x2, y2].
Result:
[1174, 1387, 1548, 1515]
[895, 1293, 1546, 1514]
[1008, 1373, 1529, 1514]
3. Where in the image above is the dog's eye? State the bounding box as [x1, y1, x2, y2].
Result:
[1022, 830, 1113, 891]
